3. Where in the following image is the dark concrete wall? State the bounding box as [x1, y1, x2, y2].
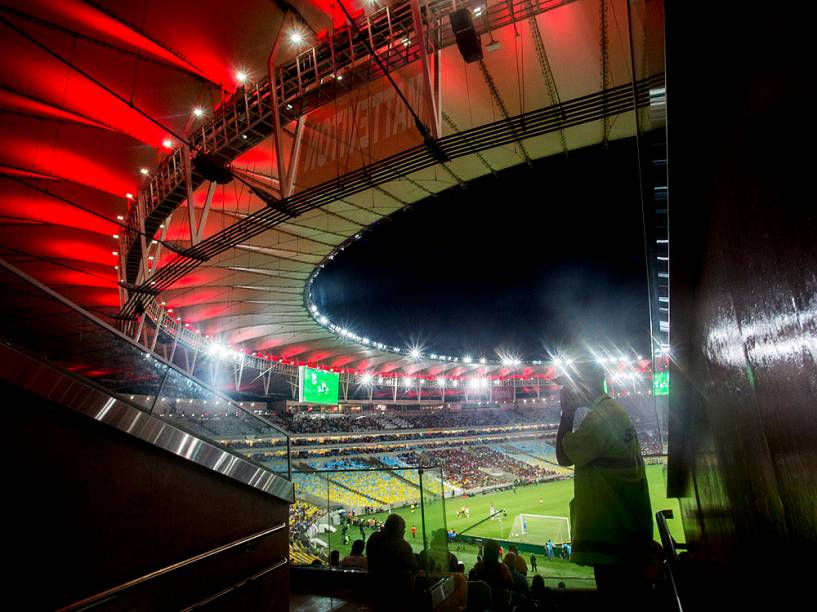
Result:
[7, 380, 289, 610]
[666, 2, 814, 604]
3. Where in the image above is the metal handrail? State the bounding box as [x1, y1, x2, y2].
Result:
[58, 523, 286, 612]
[181, 557, 288, 611]
[656, 509, 684, 612]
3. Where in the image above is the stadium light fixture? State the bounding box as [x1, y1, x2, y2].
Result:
[139, 168, 149, 176]
[235, 70, 249, 83]
[193, 107, 205, 118]
[361, 373, 373, 385]
[289, 29, 305, 46]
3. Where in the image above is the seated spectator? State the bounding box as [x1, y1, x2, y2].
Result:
[503, 552, 529, 595]
[530, 575, 547, 605]
[507, 545, 528, 576]
[420, 529, 459, 573]
[366, 514, 418, 610]
[469, 539, 513, 592]
[366, 514, 417, 575]
[341, 539, 368, 569]
[330, 550, 340, 567]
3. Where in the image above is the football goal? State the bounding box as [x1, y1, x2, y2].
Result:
[508, 514, 571, 544]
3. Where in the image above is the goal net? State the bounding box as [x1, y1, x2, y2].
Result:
[508, 514, 571, 544]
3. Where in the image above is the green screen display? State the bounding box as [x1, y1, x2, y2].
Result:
[299, 366, 340, 405]
[653, 370, 670, 396]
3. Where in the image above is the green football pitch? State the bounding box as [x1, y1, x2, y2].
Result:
[322, 463, 684, 588]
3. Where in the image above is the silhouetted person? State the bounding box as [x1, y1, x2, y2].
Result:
[530, 574, 548, 605]
[503, 552, 529, 594]
[556, 362, 652, 602]
[329, 549, 340, 567]
[366, 514, 417, 610]
[507, 544, 528, 575]
[469, 539, 512, 592]
[341, 539, 368, 569]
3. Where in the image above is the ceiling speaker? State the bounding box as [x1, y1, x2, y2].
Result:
[449, 8, 483, 63]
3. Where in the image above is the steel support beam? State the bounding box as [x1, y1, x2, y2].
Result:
[150, 309, 164, 352]
[133, 314, 146, 343]
[410, 0, 440, 138]
[234, 357, 245, 392]
[267, 14, 295, 200]
[190, 345, 199, 374]
[169, 322, 181, 363]
[262, 369, 273, 395]
[190, 181, 216, 245]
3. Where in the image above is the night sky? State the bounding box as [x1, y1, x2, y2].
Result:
[312, 137, 652, 361]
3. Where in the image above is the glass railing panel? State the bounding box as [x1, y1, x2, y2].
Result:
[289, 466, 448, 574]
[418, 466, 450, 573]
[151, 368, 290, 478]
[0, 260, 290, 481]
[285, 456, 686, 591]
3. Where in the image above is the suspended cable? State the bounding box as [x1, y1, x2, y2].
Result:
[333, 0, 448, 163]
[6, 177, 191, 258]
[0, 244, 116, 284]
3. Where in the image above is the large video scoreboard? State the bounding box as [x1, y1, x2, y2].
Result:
[298, 366, 340, 405]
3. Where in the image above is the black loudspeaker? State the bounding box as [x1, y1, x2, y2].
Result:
[449, 8, 483, 63]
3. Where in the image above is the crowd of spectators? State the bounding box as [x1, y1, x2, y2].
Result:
[287, 432, 557, 461]
[421, 448, 502, 489]
[282, 407, 558, 434]
[290, 423, 556, 447]
[466, 446, 555, 482]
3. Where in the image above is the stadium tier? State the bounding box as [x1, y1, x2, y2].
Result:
[282, 406, 559, 433]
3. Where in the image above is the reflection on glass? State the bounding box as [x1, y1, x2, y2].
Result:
[151, 368, 289, 477]
[289, 466, 449, 572]
[0, 262, 290, 481]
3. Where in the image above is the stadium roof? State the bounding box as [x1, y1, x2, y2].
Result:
[0, 0, 664, 381]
